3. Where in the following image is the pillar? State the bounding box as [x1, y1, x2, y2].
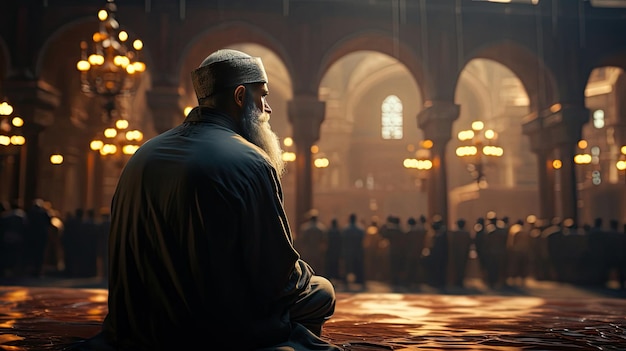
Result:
[545, 105, 589, 226]
[3, 78, 59, 208]
[522, 112, 556, 222]
[417, 100, 459, 227]
[146, 85, 183, 134]
[287, 95, 325, 229]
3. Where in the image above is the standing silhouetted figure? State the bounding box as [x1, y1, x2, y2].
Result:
[585, 217, 610, 286]
[426, 215, 448, 288]
[296, 209, 327, 275]
[324, 218, 342, 283]
[380, 215, 407, 287]
[483, 212, 509, 289]
[506, 219, 531, 286]
[97, 211, 111, 283]
[341, 213, 366, 288]
[25, 198, 52, 277]
[62, 208, 84, 277]
[405, 215, 427, 288]
[448, 218, 472, 288]
[1, 200, 28, 278]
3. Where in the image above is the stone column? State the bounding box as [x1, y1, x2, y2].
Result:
[545, 105, 589, 226]
[146, 85, 183, 134]
[417, 100, 459, 227]
[4, 79, 59, 208]
[522, 112, 556, 222]
[287, 95, 325, 229]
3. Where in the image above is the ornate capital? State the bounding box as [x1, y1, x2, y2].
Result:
[417, 100, 460, 146]
[287, 95, 325, 144]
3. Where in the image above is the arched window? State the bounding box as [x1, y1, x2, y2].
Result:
[381, 95, 403, 139]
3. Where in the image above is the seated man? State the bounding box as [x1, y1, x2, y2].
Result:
[73, 48, 342, 351]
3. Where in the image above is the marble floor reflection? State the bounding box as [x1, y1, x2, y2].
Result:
[0, 279, 625, 350]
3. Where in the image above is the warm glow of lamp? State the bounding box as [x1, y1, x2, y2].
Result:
[50, 154, 64, 165]
[11, 117, 24, 127]
[574, 153, 592, 164]
[0, 101, 13, 115]
[550, 103, 562, 113]
[98, 9, 108, 21]
[284, 137, 293, 147]
[456, 145, 478, 157]
[282, 151, 296, 162]
[10, 135, 25, 145]
[552, 159, 562, 169]
[0, 135, 9, 146]
[118, 31, 128, 42]
[617, 160, 626, 171]
[471, 121, 484, 131]
[484, 129, 496, 140]
[90, 140, 104, 151]
[115, 119, 129, 130]
[457, 130, 474, 141]
[311, 145, 319, 154]
[125, 130, 143, 141]
[77, 60, 90, 71]
[122, 144, 139, 155]
[403, 158, 432, 170]
[104, 128, 117, 138]
[101, 143, 117, 155]
[314, 157, 329, 168]
[421, 139, 433, 149]
[578, 140, 588, 149]
[133, 61, 146, 72]
[483, 145, 503, 156]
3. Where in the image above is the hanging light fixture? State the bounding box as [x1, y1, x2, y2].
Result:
[455, 120, 504, 186]
[0, 99, 26, 147]
[76, 0, 145, 120]
[90, 117, 144, 158]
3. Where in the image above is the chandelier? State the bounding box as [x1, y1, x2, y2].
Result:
[0, 99, 26, 148]
[90, 118, 143, 158]
[76, 0, 145, 119]
[455, 120, 504, 186]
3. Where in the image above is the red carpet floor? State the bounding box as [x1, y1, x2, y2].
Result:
[0, 282, 625, 350]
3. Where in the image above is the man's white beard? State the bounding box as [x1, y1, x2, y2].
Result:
[241, 98, 286, 177]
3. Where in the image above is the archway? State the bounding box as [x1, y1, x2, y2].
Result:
[450, 58, 534, 226]
[316, 50, 423, 227]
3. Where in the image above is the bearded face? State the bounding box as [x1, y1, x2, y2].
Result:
[240, 88, 286, 177]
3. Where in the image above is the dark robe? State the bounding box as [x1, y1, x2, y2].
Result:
[75, 107, 340, 351]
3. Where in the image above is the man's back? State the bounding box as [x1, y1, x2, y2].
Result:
[103, 109, 302, 349]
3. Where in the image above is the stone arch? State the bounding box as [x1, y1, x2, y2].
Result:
[455, 60, 494, 122]
[317, 30, 426, 103]
[465, 39, 558, 112]
[450, 56, 537, 222]
[342, 52, 421, 130]
[315, 50, 425, 220]
[177, 21, 295, 101]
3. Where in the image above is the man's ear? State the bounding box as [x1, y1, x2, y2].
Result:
[233, 85, 246, 108]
